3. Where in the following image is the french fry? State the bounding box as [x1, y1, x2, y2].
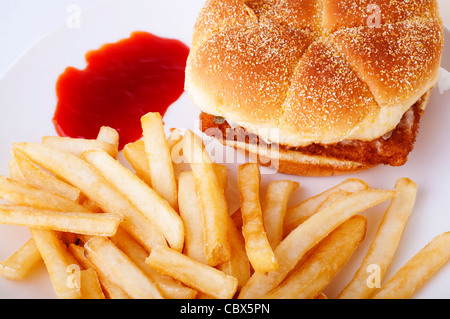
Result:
[68, 244, 130, 299]
[283, 178, 369, 235]
[315, 190, 353, 212]
[372, 232, 450, 299]
[12, 142, 167, 252]
[182, 130, 230, 266]
[213, 164, 229, 190]
[80, 198, 104, 214]
[0, 205, 122, 236]
[178, 166, 230, 265]
[178, 171, 207, 264]
[123, 140, 153, 187]
[338, 178, 418, 299]
[0, 238, 42, 280]
[265, 216, 367, 299]
[81, 149, 184, 251]
[263, 180, 299, 249]
[11, 150, 81, 202]
[30, 229, 82, 299]
[59, 232, 79, 246]
[141, 112, 178, 209]
[238, 163, 278, 273]
[218, 216, 251, 290]
[42, 136, 118, 158]
[123, 132, 185, 187]
[8, 157, 26, 183]
[238, 188, 396, 299]
[146, 246, 238, 299]
[231, 208, 243, 230]
[80, 268, 106, 299]
[96, 126, 119, 151]
[214, 165, 250, 289]
[316, 292, 328, 299]
[84, 236, 163, 299]
[0, 175, 89, 213]
[67, 244, 90, 269]
[110, 228, 197, 299]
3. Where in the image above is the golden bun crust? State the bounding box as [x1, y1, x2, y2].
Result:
[322, 0, 440, 34]
[185, 0, 444, 148]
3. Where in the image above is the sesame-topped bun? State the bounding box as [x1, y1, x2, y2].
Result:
[185, 0, 444, 176]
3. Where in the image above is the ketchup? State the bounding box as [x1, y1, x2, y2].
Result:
[53, 31, 190, 149]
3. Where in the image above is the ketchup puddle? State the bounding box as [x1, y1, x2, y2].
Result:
[53, 31, 190, 149]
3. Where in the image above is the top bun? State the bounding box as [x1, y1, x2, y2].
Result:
[185, 0, 444, 147]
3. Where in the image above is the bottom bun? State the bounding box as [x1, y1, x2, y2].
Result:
[223, 139, 374, 177]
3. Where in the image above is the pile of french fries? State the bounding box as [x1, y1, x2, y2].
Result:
[0, 111, 449, 299]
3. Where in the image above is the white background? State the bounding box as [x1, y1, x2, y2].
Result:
[0, 0, 449, 78]
[0, 0, 103, 77]
[0, 0, 449, 300]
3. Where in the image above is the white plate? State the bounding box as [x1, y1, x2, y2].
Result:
[0, 0, 449, 299]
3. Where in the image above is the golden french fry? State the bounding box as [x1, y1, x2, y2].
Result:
[30, 229, 82, 299]
[263, 180, 299, 249]
[338, 178, 418, 299]
[123, 140, 153, 187]
[372, 232, 450, 299]
[58, 232, 78, 246]
[123, 132, 186, 187]
[96, 126, 119, 151]
[179, 164, 248, 288]
[316, 292, 328, 299]
[182, 130, 230, 266]
[0, 205, 122, 237]
[81, 149, 184, 251]
[13, 142, 166, 252]
[214, 164, 229, 190]
[177, 166, 229, 265]
[238, 188, 396, 299]
[284, 178, 369, 235]
[80, 268, 106, 299]
[265, 216, 367, 299]
[80, 198, 104, 214]
[8, 157, 26, 183]
[11, 150, 81, 202]
[231, 208, 243, 230]
[178, 171, 207, 264]
[218, 215, 251, 290]
[111, 228, 197, 299]
[68, 244, 130, 299]
[0, 238, 42, 280]
[67, 244, 90, 269]
[84, 236, 163, 299]
[141, 112, 178, 209]
[0, 175, 89, 213]
[315, 190, 353, 212]
[238, 163, 278, 273]
[146, 246, 238, 299]
[42, 136, 118, 158]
